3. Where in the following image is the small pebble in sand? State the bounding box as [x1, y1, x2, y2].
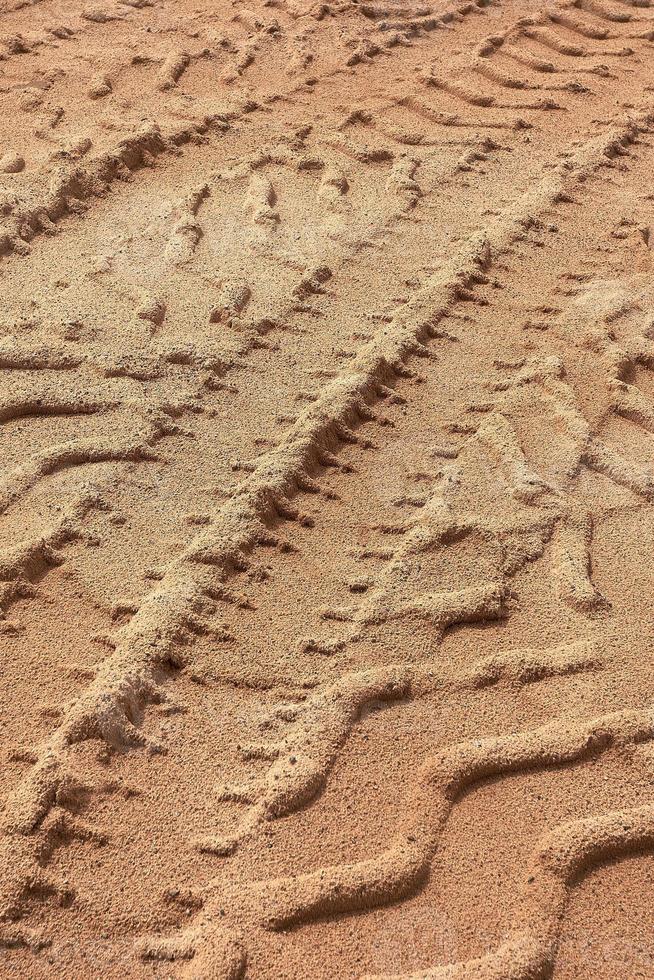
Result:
[0, 153, 24, 173]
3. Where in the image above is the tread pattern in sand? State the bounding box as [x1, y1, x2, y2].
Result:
[1, 0, 654, 977]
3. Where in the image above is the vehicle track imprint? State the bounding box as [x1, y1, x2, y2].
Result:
[0, 0, 654, 977]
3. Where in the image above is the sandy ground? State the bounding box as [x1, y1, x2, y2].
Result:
[1, 0, 654, 976]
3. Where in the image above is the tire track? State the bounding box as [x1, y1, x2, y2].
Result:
[0, 109, 639, 965]
[2, 0, 654, 975]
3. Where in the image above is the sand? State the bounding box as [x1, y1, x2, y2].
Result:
[1, 0, 654, 976]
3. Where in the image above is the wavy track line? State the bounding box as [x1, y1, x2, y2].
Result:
[193, 640, 599, 858]
[142, 701, 654, 977]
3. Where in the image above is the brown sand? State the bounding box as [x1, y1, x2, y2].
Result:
[1, 0, 654, 975]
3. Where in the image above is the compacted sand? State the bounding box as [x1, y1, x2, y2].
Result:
[1, 0, 654, 976]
